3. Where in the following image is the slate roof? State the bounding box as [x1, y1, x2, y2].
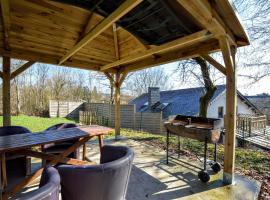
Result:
[129, 85, 227, 119]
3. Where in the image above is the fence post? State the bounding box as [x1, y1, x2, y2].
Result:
[249, 119, 251, 137]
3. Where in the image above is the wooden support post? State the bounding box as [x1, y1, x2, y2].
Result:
[114, 72, 121, 139]
[2, 56, 11, 126]
[219, 36, 237, 184]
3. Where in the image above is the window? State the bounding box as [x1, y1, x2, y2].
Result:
[218, 106, 224, 118]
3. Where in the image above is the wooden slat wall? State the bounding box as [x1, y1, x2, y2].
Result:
[84, 103, 135, 129]
[134, 112, 164, 134]
[49, 100, 84, 118]
[50, 100, 166, 135]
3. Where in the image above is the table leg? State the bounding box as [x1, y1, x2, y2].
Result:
[98, 135, 103, 152]
[1, 154, 7, 188]
[82, 144, 86, 161]
[0, 154, 2, 200]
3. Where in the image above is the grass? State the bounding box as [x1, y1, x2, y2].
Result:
[0, 115, 76, 132]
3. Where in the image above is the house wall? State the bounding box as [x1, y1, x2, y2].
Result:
[207, 91, 255, 126]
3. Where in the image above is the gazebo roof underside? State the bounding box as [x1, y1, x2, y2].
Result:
[0, 0, 249, 73]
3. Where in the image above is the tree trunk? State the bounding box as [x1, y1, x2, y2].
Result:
[194, 57, 217, 118]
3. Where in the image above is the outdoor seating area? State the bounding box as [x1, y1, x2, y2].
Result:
[0, 0, 264, 199]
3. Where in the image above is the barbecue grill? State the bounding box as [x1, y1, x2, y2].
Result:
[164, 115, 222, 182]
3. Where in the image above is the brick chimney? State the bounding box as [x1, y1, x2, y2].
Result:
[148, 87, 160, 107]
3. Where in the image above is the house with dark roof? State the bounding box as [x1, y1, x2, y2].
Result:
[129, 85, 261, 127]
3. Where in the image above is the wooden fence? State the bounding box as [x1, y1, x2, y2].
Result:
[49, 100, 84, 118]
[50, 100, 166, 135]
[237, 114, 267, 137]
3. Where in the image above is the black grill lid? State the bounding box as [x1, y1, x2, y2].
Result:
[52, 0, 201, 45]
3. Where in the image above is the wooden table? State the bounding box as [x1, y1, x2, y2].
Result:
[0, 125, 112, 200]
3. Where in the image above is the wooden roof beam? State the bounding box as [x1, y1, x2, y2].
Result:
[0, 48, 116, 73]
[201, 54, 226, 75]
[0, 0, 10, 50]
[11, 61, 36, 79]
[121, 40, 220, 73]
[176, 0, 236, 46]
[58, 0, 143, 65]
[101, 30, 213, 71]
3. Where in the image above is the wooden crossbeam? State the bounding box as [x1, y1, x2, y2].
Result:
[17, 149, 95, 166]
[201, 54, 226, 75]
[101, 30, 213, 71]
[176, 0, 236, 46]
[0, 0, 10, 50]
[10, 61, 36, 79]
[0, 48, 117, 73]
[121, 40, 220, 73]
[59, 0, 143, 65]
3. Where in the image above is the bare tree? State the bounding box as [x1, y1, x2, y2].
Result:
[233, 0, 270, 83]
[49, 68, 70, 117]
[125, 67, 171, 96]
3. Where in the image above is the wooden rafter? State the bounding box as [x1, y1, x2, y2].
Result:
[101, 30, 213, 71]
[0, 0, 10, 50]
[201, 54, 226, 75]
[121, 40, 220, 73]
[176, 0, 236, 46]
[113, 23, 120, 60]
[119, 72, 127, 86]
[59, 0, 143, 65]
[10, 61, 36, 79]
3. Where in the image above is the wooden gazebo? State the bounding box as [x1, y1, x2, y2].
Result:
[0, 0, 249, 184]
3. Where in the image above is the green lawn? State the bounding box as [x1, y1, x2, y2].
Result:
[0, 115, 76, 132]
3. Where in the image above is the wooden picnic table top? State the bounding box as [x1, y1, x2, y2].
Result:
[0, 125, 113, 153]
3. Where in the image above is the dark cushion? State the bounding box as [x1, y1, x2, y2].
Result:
[58, 145, 134, 200]
[15, 166, 60, 200]
[0, 126, 31, 177]
[0, 126, 31, 136]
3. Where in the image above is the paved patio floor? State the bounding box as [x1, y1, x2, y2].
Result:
[14, 138, 261, 200]
[87, 138, 260, 200]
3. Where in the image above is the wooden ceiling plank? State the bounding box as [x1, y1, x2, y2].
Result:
[176, 0, 236, 46]
[58, 0, 143, 65]
[0, 0, 10, 50]
[101, 30, 213, 71]
[11, 61, 36, 79]
[201, 54, 226, 75]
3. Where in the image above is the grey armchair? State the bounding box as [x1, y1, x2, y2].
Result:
[0, 126, 31, 179]
[15, 166, 60, 200]
[58, 145, 134, 200]
[42, 123, 79, 161]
